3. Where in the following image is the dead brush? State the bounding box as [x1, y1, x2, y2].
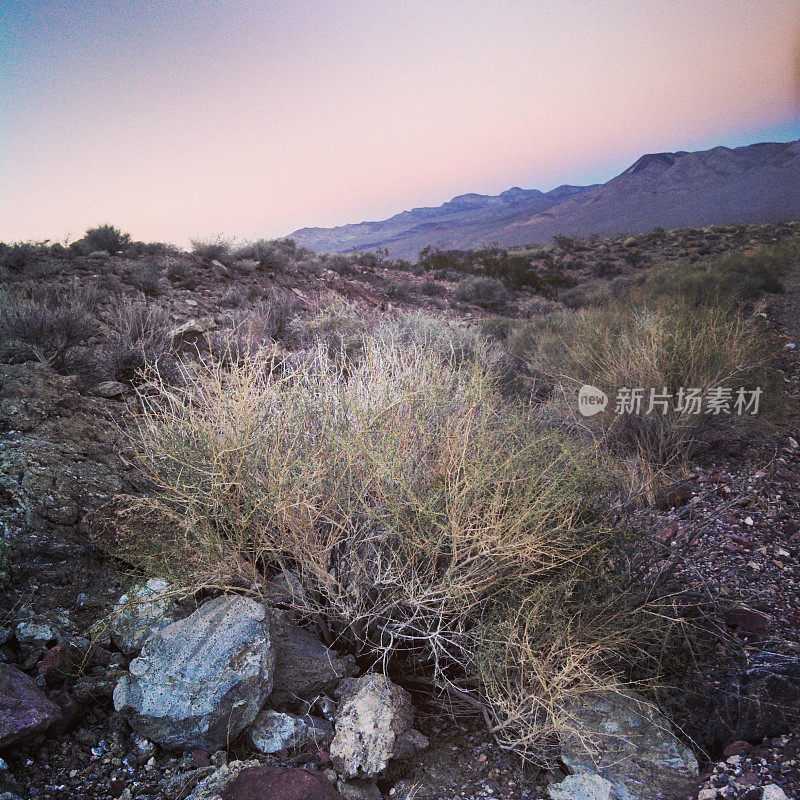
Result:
[120, 333, 673, 764]
[512, 299, 774, 500]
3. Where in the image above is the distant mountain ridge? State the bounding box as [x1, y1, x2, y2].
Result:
[289, 139, 800, 260]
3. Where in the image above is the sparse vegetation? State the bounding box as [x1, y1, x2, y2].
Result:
[81, 224, 131, 255]
[0, 285, 98, 373]
[191, 235, 232, 262]
[454, 275, 510, 310]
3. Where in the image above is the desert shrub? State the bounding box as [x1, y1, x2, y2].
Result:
[321, 253, 356, 275]
[104, 300, 176, 383]
[371, 311, 496, 370]
[125, 241, 182, 257]
[453, 276, 510, 311]
[623, 248, 644, 267]
[0, 286, 98, 372]
[124, 336, 663, 761]
[191, 236, 231, 262]
[0, 242, 50, 273]
[123, 262, 164, 297]
[382, 281, 412, 302]
[419, 279, 446, 297]
[82, 224, 131, 255]
[233, 238, 308, 272]
[641, 239, 799, 308]
[513, 299, 773, 493]
[206, 307, 288, 367]
[165, 259, 194, 285]
[291, 300, 370, 360]
[552, 235, 585, 251]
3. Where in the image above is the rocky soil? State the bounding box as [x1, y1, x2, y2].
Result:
[1, 226, 799, 800]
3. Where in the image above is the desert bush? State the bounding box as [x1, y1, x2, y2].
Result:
[233, 238, 308, 272]
[513, 299, 772, 493]
[191, 235, 231, 262]
[0, 242, 51, 273]
[123, 262, 164, 297]
[104, 300, 176, 383]
[371, 311, 496, 370]
[291, 300, 370, 360]
[419, 279, 447, 297]
[321, 253, 356, 275]
[125, 336, 661, 759]
[0, 286, 98, 372]
[641, 238, 799, 308]
[453, 276, 510, 311]
[210, 295, 301, 360]
[81, 224, 131, 255]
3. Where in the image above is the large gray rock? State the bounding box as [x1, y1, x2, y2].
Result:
[560, 692, 698, 800]
[330, 674, 428, 778]
[270, 615, 357, 705]
[247, 709, 333, 754]
[109, 578, 179, 656]
[113, 595, 275, 750]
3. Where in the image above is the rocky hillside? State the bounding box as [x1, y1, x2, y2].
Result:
[1, 223, 799, 800]
[290, 139, 800, 259]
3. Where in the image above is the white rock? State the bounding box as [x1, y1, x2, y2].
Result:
[247, 710, 333, 754]
[330, 673, 428, 778]
[109, 578, 179, 656]
[547, 773, 613, 800]
[114, 595, 274, 750]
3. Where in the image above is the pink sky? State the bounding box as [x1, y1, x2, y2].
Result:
[2, 0, 799, 245]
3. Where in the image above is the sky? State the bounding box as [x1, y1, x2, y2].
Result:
[1, 0, 799, 245]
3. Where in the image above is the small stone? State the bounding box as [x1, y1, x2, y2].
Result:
[91, 381, 128, 399]
[723, 741, 753, 758]
[762, 786, 789, 800]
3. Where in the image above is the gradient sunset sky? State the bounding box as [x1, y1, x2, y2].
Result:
[2, 1, 799, 245]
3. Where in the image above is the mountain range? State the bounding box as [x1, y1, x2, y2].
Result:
[289, 139, 800, 259]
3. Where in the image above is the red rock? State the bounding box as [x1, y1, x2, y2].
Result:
[655, 521, 680, 543]
[723, 740, 753, 757]
[37, 643, 84, 683]
[724, 606, 771, 632]
[191, 749, 211, 768]
[0, 663, 64, 747]
[220, 765, 343, 800]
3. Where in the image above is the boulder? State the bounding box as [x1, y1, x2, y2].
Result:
[330, 673, 428, 778]
[547, 773, 613, 800]
[0, 663, 63, 748]
[114, 595, 275, 750]
[247, 710, 333, 754]
[270, 615, 357, 705]
[186, 761, 342, 800]
[560, 691, 698, 800]
[108, 578, 179, 655]
[702, 653, 800, 749]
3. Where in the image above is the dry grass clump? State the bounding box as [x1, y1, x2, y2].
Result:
[190, 235, 232, 262]
[122, 333, 659, 761]
[510, 298, 773, 495]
